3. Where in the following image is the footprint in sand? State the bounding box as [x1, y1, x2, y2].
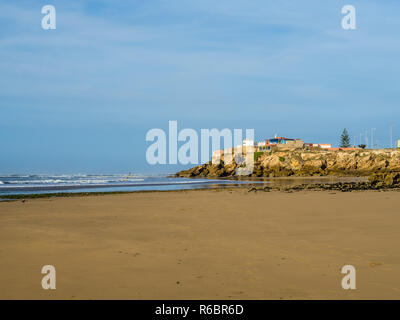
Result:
[369, 262, 383, 267]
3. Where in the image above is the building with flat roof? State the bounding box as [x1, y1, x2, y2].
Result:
[257, 136, 304, 151]
[266, 137, 296, 145]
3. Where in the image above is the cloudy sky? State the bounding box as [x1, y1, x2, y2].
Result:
[1, 0, 400, 173]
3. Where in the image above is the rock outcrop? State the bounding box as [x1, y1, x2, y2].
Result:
[175, 149, 400, 178]
[247, 172, 400, 192]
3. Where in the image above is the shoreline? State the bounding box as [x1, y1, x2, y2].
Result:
[1, 174, 396, 201]
[0, 186, 245, 201]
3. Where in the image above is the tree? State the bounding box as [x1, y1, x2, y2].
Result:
[340, 128, 351, 148]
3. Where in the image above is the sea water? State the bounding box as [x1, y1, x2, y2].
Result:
[0, 174, 254, 196]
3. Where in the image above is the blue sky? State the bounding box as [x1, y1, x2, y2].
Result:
[1, 0, 400, 174]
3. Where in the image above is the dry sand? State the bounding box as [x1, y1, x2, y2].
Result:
[0, 189, 400, 299]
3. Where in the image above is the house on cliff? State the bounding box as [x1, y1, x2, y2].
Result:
[257, 136, 304, 151]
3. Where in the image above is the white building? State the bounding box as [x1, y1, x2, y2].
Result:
[318, 144, 332, 149]
[243, 139, 254, 147]
[312, 143, 331, 149]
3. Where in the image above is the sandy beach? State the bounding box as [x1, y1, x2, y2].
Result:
[1, 188, 400, 299]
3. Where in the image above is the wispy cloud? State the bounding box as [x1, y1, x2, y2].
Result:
[1, 0, 400, 171]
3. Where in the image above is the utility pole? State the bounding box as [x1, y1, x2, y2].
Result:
[390, 125, 393, 149]
[371, 128, 376, 150]
[365, 130, 369, 148]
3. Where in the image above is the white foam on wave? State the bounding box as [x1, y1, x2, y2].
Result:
[3, 178, 146, 185]
[6, 179, 65, 184]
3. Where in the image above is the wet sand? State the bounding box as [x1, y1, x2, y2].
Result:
[0, 188, 400, 299]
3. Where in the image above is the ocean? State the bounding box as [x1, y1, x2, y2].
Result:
[0, 174, 253, 196]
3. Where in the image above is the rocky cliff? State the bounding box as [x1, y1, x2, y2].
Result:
[175, 149, 400, 178]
